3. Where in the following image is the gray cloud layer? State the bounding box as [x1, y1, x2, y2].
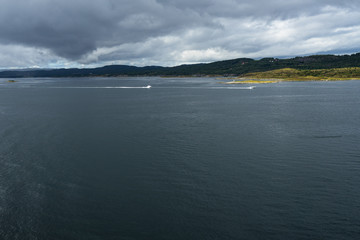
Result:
[1, 0, 360, 68]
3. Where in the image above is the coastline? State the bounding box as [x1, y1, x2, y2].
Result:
[223, 77, 359, 84]
[222, 67, 360, 84]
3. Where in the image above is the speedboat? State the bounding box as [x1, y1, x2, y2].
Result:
[145, 85, 152, 88]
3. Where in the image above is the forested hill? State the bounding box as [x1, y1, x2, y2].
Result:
[1, 53, 360, 78]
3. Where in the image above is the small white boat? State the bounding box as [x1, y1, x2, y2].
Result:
[145, 85, 152, 88]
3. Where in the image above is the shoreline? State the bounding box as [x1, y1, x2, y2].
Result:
[222, 77, 360, 84]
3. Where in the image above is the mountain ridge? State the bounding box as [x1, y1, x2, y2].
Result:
[1, 53, 360, 78]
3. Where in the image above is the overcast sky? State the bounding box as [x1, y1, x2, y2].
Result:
[1, 0, 360, 69]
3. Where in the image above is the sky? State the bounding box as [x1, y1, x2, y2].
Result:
[1, 0, 360, 69]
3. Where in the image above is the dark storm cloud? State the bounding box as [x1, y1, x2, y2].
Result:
[1, 0, 360, 67]
[0, 0, 211, 59]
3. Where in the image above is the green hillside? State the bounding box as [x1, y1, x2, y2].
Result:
[225, 67, 360, 84]
[1, 53, 360, 78]
[243, 67, 360, 80]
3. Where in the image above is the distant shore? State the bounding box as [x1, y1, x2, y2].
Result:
[2, 53, 360, 78]
[223, 67, 360, 84]
[224, 78, 358, 84]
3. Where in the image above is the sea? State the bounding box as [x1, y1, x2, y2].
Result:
[0, 77, 359, 240]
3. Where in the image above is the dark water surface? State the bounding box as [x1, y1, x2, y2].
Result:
[1, 77, 360, 239]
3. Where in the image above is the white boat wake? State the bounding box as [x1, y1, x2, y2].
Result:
[221, 86, 255, 89]
[103, 85, 151, 89]
[49, 85, 151, 89]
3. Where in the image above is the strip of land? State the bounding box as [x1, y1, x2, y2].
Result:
[224, 67, 360, 84]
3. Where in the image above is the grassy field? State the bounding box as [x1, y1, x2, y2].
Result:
[225, 67, 360, 84]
